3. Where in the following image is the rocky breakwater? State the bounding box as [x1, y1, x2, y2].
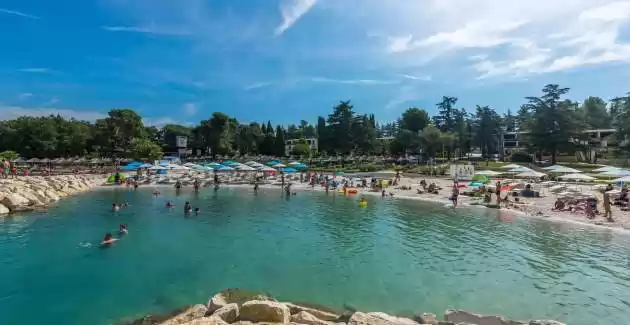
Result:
[125, 289, 566, 325]
[0, 175, 105, 214]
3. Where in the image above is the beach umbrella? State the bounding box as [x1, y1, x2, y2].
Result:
[235, 164, 256, 171]
[558, 173, 595, 181]
[547, 166, 582, 174]
[599, 169, 630, 177]
[474, 170, 503, 176]
[170, 165, 190, 171]
[139, 163, 153, 168]
[500, 164, 524, 169]
[258, 166, 277, 172]
[272, 163, 286, 168]
[149, 165, 168, 170]
[266, 160, 280, 166]
[222, 160, 239, 166]
[542, 165, 563, 170]
[120, 165, 139, 171]
[592, 166, 621, 173]
[183, 162, 197, 167]
[205, 162, 223, 167]
[215, 165, 235, 171]
[26, 158, 40, 163]
[515, 170, 547, 178]
[507, 166, 533, 173]
[613, 176, 630, 183]
[244, 161, 259, 166]
[280, 167, 297, 173]
[288, 161, 302, 166]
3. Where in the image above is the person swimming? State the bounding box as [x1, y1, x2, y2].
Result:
[152, 188, 160, 196]
[360, 198, 367, 205]
[194, 207, 200, 215]
[175, 180, 182, 189]
[184, 201, 192, 213]
[119, 224, 128, 234]
[101, 233, 117, 245]
[112, 203, 120, 211]
[166, 200, 174, 208]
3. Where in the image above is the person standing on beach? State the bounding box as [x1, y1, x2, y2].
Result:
[495, 181, 501, 205]
[603, 193, 614, 222]
[3, 159, 10, 179]
[451, 185, 459, 208]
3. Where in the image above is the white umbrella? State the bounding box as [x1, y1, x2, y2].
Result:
[183, 162, 197, 167]
[258, 166, 277, 172]
[542, 165, 563, 170]
[599, 169, 630, 176]
[515, 170, 547, 178]
[500, 164, 524, 169]
[474, 170, 503, 176]
[288, 161, 302, 166]
[272, 163, 286, 168]
[613, 176, 630, 182]
[592, 166, 621, 173]
[170, 165, 190, 170]
[508, 166, 533, 173]
[149, 165, 168, 170]
[558, 173, 595, 181]
[235, 164, 256, 171]
[547, 166, 582, 174]
[244, 161, 259, 166]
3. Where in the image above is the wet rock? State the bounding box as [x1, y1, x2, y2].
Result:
[207, 289, 276, 313]
[444, 310, 526, 325]
[239, 300, 291, 323]
[212, 303, 239, 323]
[291, 311, 332, 325]
[285, 303, 340, 321]
[349, 312, 419, 325]
[413, 313, 438, 325]
[159, 304, 209, 325]
[0, 203, 9, 215]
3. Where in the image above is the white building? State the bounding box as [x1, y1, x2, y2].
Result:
[285, 138, 318, 156]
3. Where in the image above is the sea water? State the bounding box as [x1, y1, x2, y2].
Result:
[1, 187, 629, 325]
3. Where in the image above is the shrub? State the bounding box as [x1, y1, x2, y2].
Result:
[510, 151, 533, 163]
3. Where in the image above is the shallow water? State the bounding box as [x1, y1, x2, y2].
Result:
[1, 187, 629, 325]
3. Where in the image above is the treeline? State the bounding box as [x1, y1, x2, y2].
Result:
[0, 84, 629, 162]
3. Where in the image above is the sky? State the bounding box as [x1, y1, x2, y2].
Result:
[1, 0, 630, 126]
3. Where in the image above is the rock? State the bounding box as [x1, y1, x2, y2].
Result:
[437, 322, 454, 325]
[285, 303, 340, 321]
[529, 321, 566, 325]
[212, 303, 239, 323]
[348, 312, 419, 325]
[239, 300, 291, 323]
[0, 204, 9, 215]
[0, 193, 30, 209]
[184, 317, 228, 325]
[413, 313, 438, 325]
[444, 310, 526, 325]
[207, 289, 276, 313]
[159, 304, 209, 325]
[291, 311, 332, 325]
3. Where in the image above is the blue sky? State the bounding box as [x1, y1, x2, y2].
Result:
[1, 0, 630, 126]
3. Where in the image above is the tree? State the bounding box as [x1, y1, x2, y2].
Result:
[612, 94, 630, 153]
[327, 100, 355, 154]
[581, 96, 612, 129]
[0, 150, 19, 161]
[400, 107, 430, 133]
[101, 109, 147, 156]
[130, 138, 163, 161]
[351, 114, 378, 154]
[523, 84, 580, 163]
[419, 126, 444, 159]
[316, 116, 328, 154]
[391, 129, 421, 155]
[291, 139, 311, 156]
[473, 105, 502, 157]
[274, 125, 286, 157]
[503, 109, 517, 132]
[433, 96, 458, 132]
[162, 124, 192, 152]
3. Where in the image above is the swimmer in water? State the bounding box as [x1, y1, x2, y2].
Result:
[360, 198, 367, 205]
[184, 201, 192, 213]
[112, 203, 120, 211]
[166, 200, 174, 208]
[101, 233, 116, 245]
[194, 207, 200, 215]
[119, 224, 128, 234]
[152, 188, 160, 196]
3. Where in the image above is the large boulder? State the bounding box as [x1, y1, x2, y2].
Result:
[348, 312, 419, 325]
[239, 300, 291, 323]
[159, 304, 209, 325]
[413, 313, 438, 325]
[184, 317, 228, 325]
[0, 204, 10, 215]
[212, 303, 239, 323]
[285, 303, 340, 321]
[291, 311, 332, 325]
[444, 310, 526, 325]
[207, 289, 276, 313]
[0, 193, 30, 209]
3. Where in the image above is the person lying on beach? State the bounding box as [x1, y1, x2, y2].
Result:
[552, 199, 566, 211]
[614, 189, 628, 206]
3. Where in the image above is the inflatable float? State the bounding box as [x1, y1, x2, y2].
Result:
[100, 238, 119, 246]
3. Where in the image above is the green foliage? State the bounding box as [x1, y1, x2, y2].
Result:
[400, 108, 430, 133]
[291, 140, 311, 156]
[130, 138, 163, 161]
[0, 150, 19, 161]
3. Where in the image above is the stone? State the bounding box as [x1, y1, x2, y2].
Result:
[239, 300, 291, 323]
[444, 310, 526, 325]
[207, 289, 276, 313]
[413, 313, 438, 325]
[285, 303, 340, 321]
[0, 204, 9, 215]
[529, 321, 566, 325]
[159, 304, 209, 325]
[184, 317, 229, 325]
[212, 303, 239, 323]
[0, 193, 30, 209]
[437, 322, 454, 325]
[291, 311, 332, 325]
[349, 312, 420, 325]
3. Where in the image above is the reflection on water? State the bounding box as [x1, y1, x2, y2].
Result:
[0, 187, 629, 325]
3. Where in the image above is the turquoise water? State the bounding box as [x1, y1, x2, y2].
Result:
[1, 187, 630, 325]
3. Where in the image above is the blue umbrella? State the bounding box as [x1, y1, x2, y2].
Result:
[215, 165, 235, 171]
[120, 165, 138, 171]
[280, 167, 297, 173]
[206, 162, 223, 167]
[266, 160, 280, 166]
[222, 160, 238, 166]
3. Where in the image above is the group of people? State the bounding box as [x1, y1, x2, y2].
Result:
[165, 200, 200, 215]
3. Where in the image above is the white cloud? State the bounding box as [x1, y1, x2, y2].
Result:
[401, 74, 431, 81]
[274, 0, 318, 36]
[42, 96, 60, 106]
[182, 102, 198, 116]
[310, 77, 398, 85]
[244, 81, 273, 90]
[0, 8, 39, 19]
[379, 0, 630, 78]
[385, 85, 422, 110]
[0, 105, 106, 121]
[18, 68, 50, 73]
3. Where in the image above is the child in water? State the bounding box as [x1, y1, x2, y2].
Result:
[112, 203, 120, 211]
[184, 201, 192, 213]
[119, 224, 128, 234]
[166, 201, 174, 208]
[194, 207, 200, 215]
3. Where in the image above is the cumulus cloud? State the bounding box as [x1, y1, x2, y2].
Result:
[0, 8, 40, 19]
[380, 0, 630, 78]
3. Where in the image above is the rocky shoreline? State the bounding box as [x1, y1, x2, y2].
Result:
[0, 175, 105, 215]
[126, 289, 565, 325]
